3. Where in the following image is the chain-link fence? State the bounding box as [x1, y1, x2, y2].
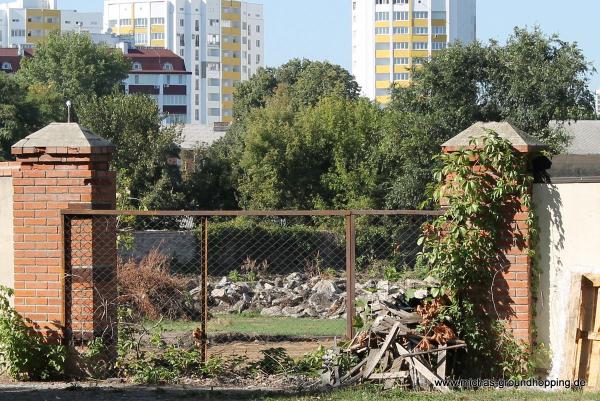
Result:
[62, 210, 441, 361]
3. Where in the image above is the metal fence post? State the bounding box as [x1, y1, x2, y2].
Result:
[201, 217, 209, 362]
[345, 213, 356, 340]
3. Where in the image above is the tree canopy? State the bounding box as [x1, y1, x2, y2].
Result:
[17, 32, 130, 105]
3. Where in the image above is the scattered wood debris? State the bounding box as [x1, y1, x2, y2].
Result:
[322, 301, 466, 391]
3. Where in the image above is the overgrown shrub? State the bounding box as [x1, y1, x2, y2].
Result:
[118, 249, 195, 320]
[0, 286, 66, 380]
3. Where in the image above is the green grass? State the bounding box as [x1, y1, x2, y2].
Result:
[259, 388, 600, 401]
[151, 314, 346, 337]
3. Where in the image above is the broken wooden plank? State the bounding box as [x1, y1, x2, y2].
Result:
[369, 371, 409, 380]
[396, 343, 450, 393]
[363, 322, 401, 379]
[436, 349, 447, 380]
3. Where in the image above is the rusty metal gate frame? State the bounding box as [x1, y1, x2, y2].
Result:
[61, 209, 443, 360]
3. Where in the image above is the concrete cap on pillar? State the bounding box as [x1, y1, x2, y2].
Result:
[11, 123, 115, 156]
[442, 121, 548, 153]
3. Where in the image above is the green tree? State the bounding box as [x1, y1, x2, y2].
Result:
[237, 92, 383, 210]
[0, 74, 61, 159]
[17, 32, 130, 108]
[77, 94, 184, 209]
[384, 26, 594, 208]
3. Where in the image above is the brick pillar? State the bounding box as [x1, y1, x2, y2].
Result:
[10, 123, 116, 341]
[441, 122, 547, 344]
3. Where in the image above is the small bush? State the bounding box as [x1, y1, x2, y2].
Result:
[118, 249, 195, 320]
[0, 286, 66, 380]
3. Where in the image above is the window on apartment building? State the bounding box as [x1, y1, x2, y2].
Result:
[247, 24, 251, 35]
[108, 19, 117, 27]
[180, 19, 184, 27]
[393, 0, 408, 3]
[375, 58, 390, 65]
[375, 42, 390, 50]
[151, 33, 165, 40]
[375, 27, 389, 35]
[394, 73, 409, 81]
[208, 108, 220, 116]
[208, 48, 220, 57]
[256, 25, 260, 33]
[195, 94, 199, 105]
[195, 65, 199, 75]
[393, 42, 409, 49]
[248, 40, 251, 50]
[163, 63, 173, 71]
[195, 79, 199, 90]
[1, 62, 12, 71]
[432, 42, 447, 50]
[150, 17, 165, 25]
[180, 34, 185, 46]
[375, 89, 389, 97]
[256, 40, 260, 48]
[393, 27, 409, 34]
[432, 11, 446, 20]
[208, 34, 220, 45]
[11, 29, 25, 37]
[120, 18, 132, 25]
[413, 27, 428, 35]
[208, 78, 220, 86]
[164, 95, 187, 105]
[135, 18, 147, 27]
[256, 54, 261, 64]
[195, 109, 200, 121]
[248, 54, 251, 64]
[195, 20, 199, 31]
[412, 41, 428, 50]
[375, 0, 389, 4]
[433, 26, 446, 35]
[195, 49, 199, 61]
[223, 94, 232, 102]
[207, 62, 220, 71]
[393, 11, 408, 20]
[209, 19, 219, 26]
[132, 62, 142, 71]
[394, 57, 409, 65]
[375, 12, 389, 21]
[413, 57, 429, 64]
[208, 93, 220, 101]
[135, 33, 147, 44]
[133, 75, 140, 84]
[165, 75, 171, 85]
[180, 49, 184, 57]
[413, 11, 428, 19]
[223, 109, 232, 117]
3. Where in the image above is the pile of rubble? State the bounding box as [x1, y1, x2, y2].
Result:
[322, 299, 466, 391]
[191, 273, 438, 319]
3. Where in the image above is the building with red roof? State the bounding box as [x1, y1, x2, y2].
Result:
[122, 45, 192, 124]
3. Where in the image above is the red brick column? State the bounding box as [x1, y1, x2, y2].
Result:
[10, 123, 116, 341]
[441, 122, 547, 345]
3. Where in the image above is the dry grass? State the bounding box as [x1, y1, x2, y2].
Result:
[118, 249, 195, 320]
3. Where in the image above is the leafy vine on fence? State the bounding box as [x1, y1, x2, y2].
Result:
[417, 131, 536, 379]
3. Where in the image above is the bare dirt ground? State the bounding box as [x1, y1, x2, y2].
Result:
[208, 339, 334, 360]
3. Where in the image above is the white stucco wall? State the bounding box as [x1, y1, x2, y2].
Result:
[533, 183, 600, 379]
[0, 176, 14, 292]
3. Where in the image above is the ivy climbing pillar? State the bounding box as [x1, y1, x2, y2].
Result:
[441, 121, 548, 345]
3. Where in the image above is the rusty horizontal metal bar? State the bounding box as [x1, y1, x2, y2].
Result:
[60, 209, 444, 217]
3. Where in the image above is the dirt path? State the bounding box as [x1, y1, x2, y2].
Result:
[209, 339, 334, 360]
[0, 382, 297, 401]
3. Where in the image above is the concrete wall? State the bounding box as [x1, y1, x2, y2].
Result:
[0, 176, 14, 292]
[533, 182, 600, 379]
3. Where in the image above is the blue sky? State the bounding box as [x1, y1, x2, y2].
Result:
[5, 0, 600, 88]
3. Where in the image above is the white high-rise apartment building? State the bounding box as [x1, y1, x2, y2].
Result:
[352, 0, 476, 103]
[104, 0, 264, 125]
[0, 0, 102, 48]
